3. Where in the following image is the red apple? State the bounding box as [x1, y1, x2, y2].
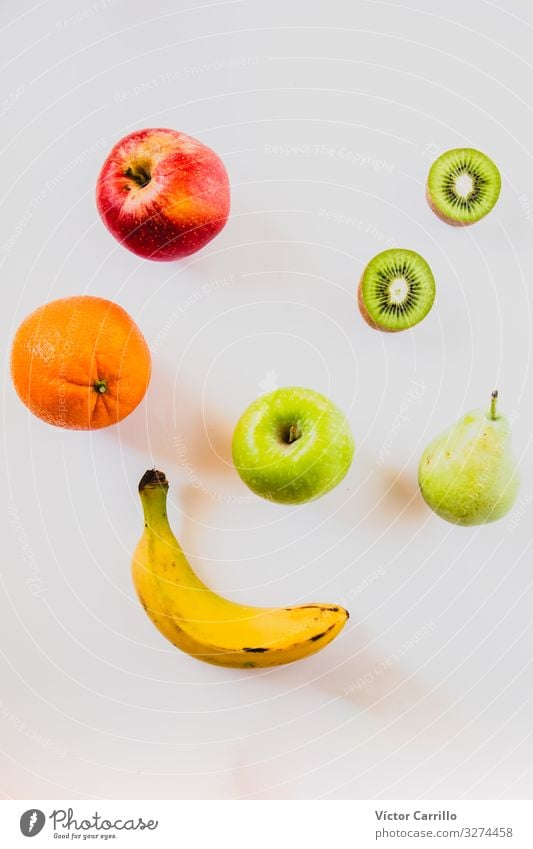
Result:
[96, 128, 230, 261]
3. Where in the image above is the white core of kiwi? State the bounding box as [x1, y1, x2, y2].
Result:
[388, 277, 409, 305]
[454, 173, 474, 199]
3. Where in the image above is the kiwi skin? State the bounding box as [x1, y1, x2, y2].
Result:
[357, 274, 396, 333]
[425, 185, 468, 227]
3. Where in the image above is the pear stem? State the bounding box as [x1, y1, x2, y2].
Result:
[490, 390, 499, 421]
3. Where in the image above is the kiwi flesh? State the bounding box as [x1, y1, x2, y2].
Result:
[427, 148, 501, 226]
[358, 248, 435, 332]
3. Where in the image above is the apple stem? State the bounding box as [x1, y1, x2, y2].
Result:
[490, 390, 499, 420]
[124, 165, 151, 188]
[288, 425, 301, 443]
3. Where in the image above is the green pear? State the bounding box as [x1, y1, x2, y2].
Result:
[418, 391, 519, 526]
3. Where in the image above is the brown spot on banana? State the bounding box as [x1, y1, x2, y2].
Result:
[284, 605, 343, 613]
[308, 624, 336, 642]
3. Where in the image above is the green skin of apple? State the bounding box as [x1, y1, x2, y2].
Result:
[418, 393, 520, 526]
[232, 387, 355, 504]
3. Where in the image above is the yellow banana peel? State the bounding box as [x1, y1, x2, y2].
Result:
[132, 470, 349, 668]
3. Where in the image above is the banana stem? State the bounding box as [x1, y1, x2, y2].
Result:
[139, 470, 169, 528]
[139, 469, 168, 491]
[490, 390, 499, 421]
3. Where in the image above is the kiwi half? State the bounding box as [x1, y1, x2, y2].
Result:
[358, 248, 435, 332]
[427, 148, 501, 226]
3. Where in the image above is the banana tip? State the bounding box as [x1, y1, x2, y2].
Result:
[139, 469, 168, 492]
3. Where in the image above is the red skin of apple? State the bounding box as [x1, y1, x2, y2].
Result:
[96, 128, 230, 261]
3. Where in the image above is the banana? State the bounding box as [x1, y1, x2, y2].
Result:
[132, 469, 349, 668]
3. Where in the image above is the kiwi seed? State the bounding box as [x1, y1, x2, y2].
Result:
[426, 148, 501, 226]
[358, 248, 436, 333]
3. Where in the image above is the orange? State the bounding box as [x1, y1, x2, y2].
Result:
[10, 295, 151, 430]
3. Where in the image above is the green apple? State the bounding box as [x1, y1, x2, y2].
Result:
[232, 387, 355, 504]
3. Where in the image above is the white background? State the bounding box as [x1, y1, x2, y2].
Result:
[1, 0, 533, 800]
